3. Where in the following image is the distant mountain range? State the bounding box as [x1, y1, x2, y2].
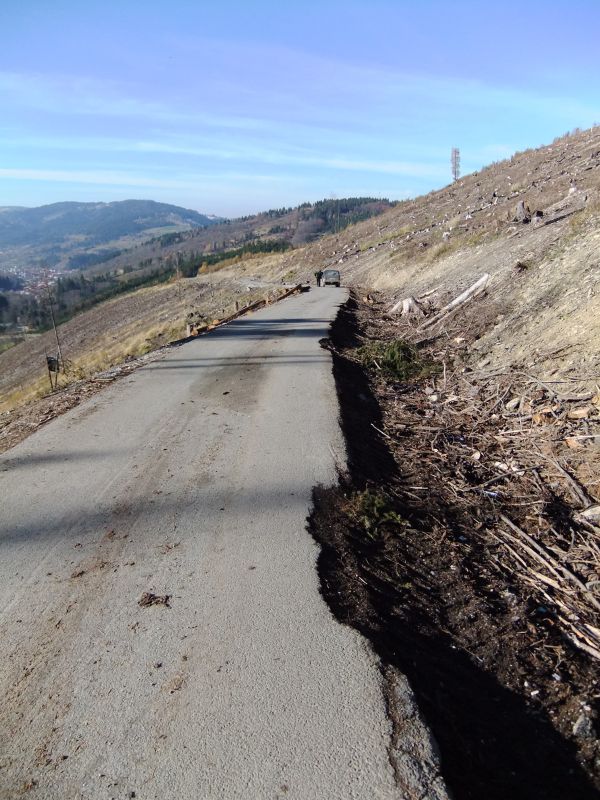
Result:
[0, 200, 221, 248]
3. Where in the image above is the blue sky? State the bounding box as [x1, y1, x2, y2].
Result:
[1, 0, 599, 216]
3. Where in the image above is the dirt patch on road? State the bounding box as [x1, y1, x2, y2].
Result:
[310, 292, 599, 799]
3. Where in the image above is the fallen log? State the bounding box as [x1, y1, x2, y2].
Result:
[419, 273, 490, 329]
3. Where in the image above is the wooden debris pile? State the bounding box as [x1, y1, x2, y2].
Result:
[361, 286, 600, 663]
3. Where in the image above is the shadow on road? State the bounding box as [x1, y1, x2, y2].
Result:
[145, 355, 328, 370]
[170, 316, 336, 348]
[0, 480, 310, 547]
[0, 449, 123, 471]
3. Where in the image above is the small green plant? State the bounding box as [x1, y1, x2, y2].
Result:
[353, 490, 404, 539]
[357, 339, 438, 381]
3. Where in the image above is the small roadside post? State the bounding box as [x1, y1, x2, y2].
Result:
[46, 353, 60, 391]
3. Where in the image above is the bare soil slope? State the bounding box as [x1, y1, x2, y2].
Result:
[276, 126, 600, 385]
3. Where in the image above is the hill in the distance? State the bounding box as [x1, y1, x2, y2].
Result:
[71, 197, 394, 278]
[0, 200, 220, 249]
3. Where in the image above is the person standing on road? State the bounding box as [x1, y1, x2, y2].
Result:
[315, 270, 323, 287]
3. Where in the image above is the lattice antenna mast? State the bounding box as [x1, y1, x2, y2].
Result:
[451, 147, 461, 182]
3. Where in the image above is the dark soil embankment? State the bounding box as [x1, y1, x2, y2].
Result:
[310, 292, 599, 800]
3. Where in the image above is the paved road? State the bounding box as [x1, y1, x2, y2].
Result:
[0, 289, 440, 799]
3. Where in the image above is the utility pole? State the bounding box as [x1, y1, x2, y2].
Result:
[41, 269, 64, 387]
[46, 286, 64, 371]
[451, 147, 461, 182]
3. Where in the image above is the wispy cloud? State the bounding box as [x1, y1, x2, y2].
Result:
[0, 71, 268, 132]
[0, 167, 287, 189]
[135, 141, 446, 177]
[162, 36, 600, 123]
[0, 133, 447, 179]
[3, 52, 598, 136]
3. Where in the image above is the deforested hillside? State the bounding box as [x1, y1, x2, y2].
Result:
[0, 252, 288, 417]
[0, 196, 394, 332]
[2, 128, 600, 429]
[68, 196, 394, 279]
[271, 125, 600, 382]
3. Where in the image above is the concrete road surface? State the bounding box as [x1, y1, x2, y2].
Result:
[0, 289, 444, 800]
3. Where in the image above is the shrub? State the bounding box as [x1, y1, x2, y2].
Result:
[357, 339, 438, 381]
[352, 490, 405, 539]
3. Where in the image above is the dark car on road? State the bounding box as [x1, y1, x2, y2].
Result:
[321, 269, 341, 287]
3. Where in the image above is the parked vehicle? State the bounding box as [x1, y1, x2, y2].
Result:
[321, 269, 341, 287]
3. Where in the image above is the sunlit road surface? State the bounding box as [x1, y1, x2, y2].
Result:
[0, 288, 404, 799]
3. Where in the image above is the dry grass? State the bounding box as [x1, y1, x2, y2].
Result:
[0, 320, 186, 414]
[0, 378, 52, 415]
[0, 260, 294, 416]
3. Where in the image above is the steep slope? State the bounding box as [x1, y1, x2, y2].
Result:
[271, 125, 600, 383]
[296, 126, 600, 795]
